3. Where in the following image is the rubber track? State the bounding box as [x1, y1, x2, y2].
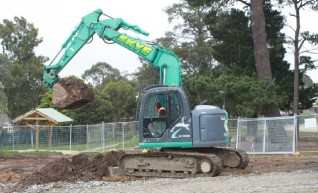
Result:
[119, 152, 223, 178]
[232, 149, 249, 169]
[162, 147, 249, 170]
[199, 148, 249, 169]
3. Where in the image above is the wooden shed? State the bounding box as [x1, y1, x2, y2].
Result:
[13, 108, 73, 150]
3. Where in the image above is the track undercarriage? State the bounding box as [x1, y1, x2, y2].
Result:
[119, 148, 249, 178]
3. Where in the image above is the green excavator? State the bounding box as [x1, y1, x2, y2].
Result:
[43, 9, 249, 178]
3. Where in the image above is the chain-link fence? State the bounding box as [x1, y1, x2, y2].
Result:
[297, 114, 318, 152]
[1, 114, 317, 154]
[0, 121, 139, 152]
[236, 114, 318, 154]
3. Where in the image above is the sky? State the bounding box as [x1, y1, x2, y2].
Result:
[0, 0, 180, 78]
[0, 0, 317, 82]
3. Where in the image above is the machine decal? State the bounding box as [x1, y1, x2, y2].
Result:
[172, 128, 182, 139]
[117, 35, 153, 56]
[171, 121, 191, 139]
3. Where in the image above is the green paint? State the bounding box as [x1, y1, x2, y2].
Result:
[225, 111, 230, 146]
[140, 142, 193, 148]
[117, 35, 152, 56]
[171, 129, 182, 139]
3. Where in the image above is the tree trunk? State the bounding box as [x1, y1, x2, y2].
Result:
[293, 4, 300, 116]
[250, 0, 272, 81]
[293, 3, 301, 140]
[250, 0, 280, 117]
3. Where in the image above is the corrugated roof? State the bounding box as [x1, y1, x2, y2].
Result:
[13, 108, 73, 125]
[36, 108, 73, 123]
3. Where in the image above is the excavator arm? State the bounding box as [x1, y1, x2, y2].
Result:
[43, 9, 181, 90]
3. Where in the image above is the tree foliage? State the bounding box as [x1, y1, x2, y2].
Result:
[68, 90, 113, 124]
[0, 54, 11, 113]
[185, 67, 285, 117]
[278, 0, 318, 114]
[102, 80, 137, 122]
[163, 1, 215, 75]
[0, 17, 42, 63]
[132, 61, 159, 93]
[0, 17, 47, 118]
[81, 62, 123, 91]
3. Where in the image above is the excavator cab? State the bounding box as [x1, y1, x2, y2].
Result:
[139, 86, 193, 148]
[139, 85, 230, 149]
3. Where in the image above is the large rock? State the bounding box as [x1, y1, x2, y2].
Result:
[52, 77, 94, 109]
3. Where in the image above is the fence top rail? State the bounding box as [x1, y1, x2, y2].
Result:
[238, 116, 295, 122]
[3, 120, 139, 129]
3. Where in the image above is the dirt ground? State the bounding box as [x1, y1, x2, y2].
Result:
[0, 152, 317, 192]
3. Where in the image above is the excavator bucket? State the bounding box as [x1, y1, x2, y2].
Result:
[52, 77, 94, 109]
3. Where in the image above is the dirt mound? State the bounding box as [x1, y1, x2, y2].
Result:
[0, 169, 21, 183]
[52, 77, 94, 109]
[22, 151, 124, 185]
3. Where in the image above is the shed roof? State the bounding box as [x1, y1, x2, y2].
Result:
[13, 108, 73, 125]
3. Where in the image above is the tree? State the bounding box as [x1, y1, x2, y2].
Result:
[207, 9, 254, 73]
[250, 0, 273, 82]
[68, 91, 113, 124]
[81, 62, 123, 91]
[279, 0, 318, 115]
[163, 1, 216, 75]
[132, 61, 159, 93]
[186, 0, 281, 116]
[0, 17, 42, 63]
[0, 17, 47, 118]
[185, 66, 284, 117]
[208, 4, 310, 114]
[102, 80, 137, 122]
[0, 54, 11, 113]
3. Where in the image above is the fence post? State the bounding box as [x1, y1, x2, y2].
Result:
[112, 123, 115, 146]
[86, 124, 89, 150]
[101, 122, 105, 152]
[263, 118, 267, 153]
[69, 124, 72, 151]
[10, 124, 14, 150]
[236, 117, 240, 149]
[31, 126, 34, 149]
[122, 122, 125, 150]
[293, 114, 297, 153]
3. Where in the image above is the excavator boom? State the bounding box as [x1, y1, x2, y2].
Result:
[43, 9, 181, 109]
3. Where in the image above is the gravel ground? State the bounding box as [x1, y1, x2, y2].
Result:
[8, 170, 318, 193]
[0, 154, 317, 193]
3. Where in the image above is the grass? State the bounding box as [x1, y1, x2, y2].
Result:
[0, 135, 139, 153]
[0, 150, 62, 157]
[300, 152, 318, 156]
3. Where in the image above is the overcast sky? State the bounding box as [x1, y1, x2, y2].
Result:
[0, 0, 180, 78]
[0, 0, 317, 82]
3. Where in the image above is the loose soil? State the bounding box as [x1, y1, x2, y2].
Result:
[0, 151, 125, 185]
[0, 151, 317, 192]
[52, 77, 94, 109]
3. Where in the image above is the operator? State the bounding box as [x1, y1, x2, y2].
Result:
[156, 102, 166, 117]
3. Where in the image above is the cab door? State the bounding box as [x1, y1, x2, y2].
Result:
[142, 93, 168, 138]
[139, 87, 192, 148]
